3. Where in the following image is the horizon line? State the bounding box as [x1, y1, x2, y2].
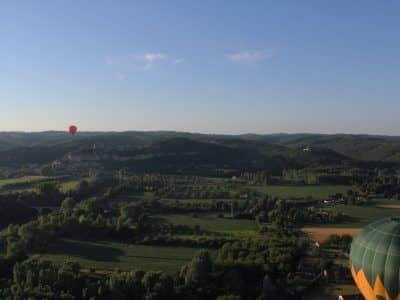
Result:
[0, 130, 399, 138]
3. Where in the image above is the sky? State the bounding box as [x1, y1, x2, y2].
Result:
[0, 1, 399, 135]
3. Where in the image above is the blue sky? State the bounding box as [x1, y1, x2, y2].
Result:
[0, 1, 399, 134]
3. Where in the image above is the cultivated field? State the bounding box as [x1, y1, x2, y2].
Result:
[38, 239, 201, 274]
[302, 227, 361, 243]
[302, 200, 400, 241]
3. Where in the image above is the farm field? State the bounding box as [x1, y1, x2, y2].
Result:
[59, 179, 82, 192]
[0, 175, 84, 193]
[111, 192, 156, 205]
[248, 185, 350, 200]
[303, 283, 359, 300]
[302, 227, 361, 243]
[0, 176, 88, 193]
[0, 175, 48, 192]
[376, 204, 400, 209]
[325, 204, 400, 228]
[302, 200, 400, 241]
[300, 200, 400, 250]
[371, 197, 400, 208]
[160, 214, 257, 235]
[37, 239, 200, 274]
[0, 176, 48, 188]
[160, 198, 231, 204]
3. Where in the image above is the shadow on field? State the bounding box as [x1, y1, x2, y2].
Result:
[48, 239, 124, 262]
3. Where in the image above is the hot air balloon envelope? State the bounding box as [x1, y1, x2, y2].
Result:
[350, 217, 400, 300]
[69, 125, 78, 135]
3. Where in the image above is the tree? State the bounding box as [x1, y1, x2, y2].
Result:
[77, 197, 104, 215]
[141, 271, 174, 299]
[120, 203, 144, 223]
[184, 250, 213, 286]
[108, 270, 145, 299]
[60, 197, 75, 213]
[37, 182, 62, 205]
[40, 165, 55, 176]
[75, 180, 90, 199]
[231, 200, 239, 218]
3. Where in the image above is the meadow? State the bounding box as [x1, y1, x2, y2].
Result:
[37, 239, 201, 274]
[160, 214, 258, 235]
[33, 211, 255, 275]
[0, 175, 50, 187]
[0, 175, 89, 194]
[248, 185, 350, 200]
[0, 175, 48, 192]
[59, 179, 83, 192]
[324, 204, 400, 228]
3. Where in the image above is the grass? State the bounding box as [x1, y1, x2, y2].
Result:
[0, 176, 49, 193]
[160, 214, 257, 235]
[59, 179, 82, 192]
[370, 197, 400, 206]
[160, 198, 231, 204]
[323, 204, 400, 228]
[0, 176, 84, 193]
[0, 176, 48, 187]
[248, 185, 351, 200]
[112, 192, 155, 203]
[37, 239, 201, 274]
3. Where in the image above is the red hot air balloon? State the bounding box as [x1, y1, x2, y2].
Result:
[69, 125, 78, 135]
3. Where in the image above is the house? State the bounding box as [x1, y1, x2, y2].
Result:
[52, 160, 62, 169]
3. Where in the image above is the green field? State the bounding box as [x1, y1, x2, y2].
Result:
[0, 176, 49, 189]
[160, 214, 257, 235]
[325, 204, 400, 228]
[59, 179, 82, 192]
[0, 176, 48, 188]
[0, 176, 49, 192]
[37, 239, 201, 274]
[160, 198, 231, 204]
[249, 185, 351, 199]
[0, 176, 93, 194]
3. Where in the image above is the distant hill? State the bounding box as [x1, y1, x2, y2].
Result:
[124, 137, 260, 173]
[0, 132, 399, 170]
[109, 136, 357, 173]
[258, 134, 400, 162]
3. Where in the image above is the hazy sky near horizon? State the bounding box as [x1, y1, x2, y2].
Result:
[1, 1, 400, 135]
